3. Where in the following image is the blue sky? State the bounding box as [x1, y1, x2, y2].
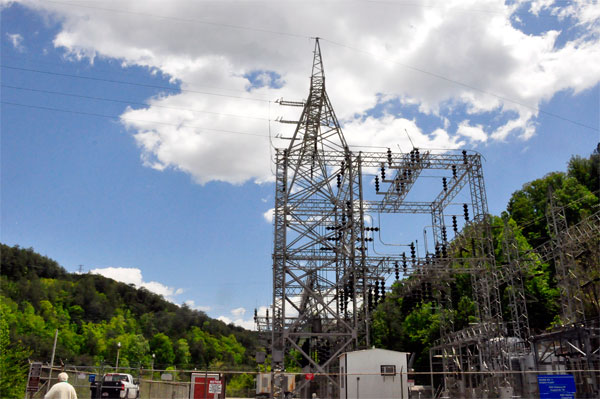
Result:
[1, 0, 598, 328]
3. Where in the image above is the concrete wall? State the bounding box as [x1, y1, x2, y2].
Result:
[31, 373, 189, 399]
[140, 380, 189, 399]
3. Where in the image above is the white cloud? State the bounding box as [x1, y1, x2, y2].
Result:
[263, 208, 274, 224]
[217, 316, 256, 331]
[491, 110, 536, 141]
[184, 300, 211, 312]
[216, 305, 270, 331]
[14, 0, 600, 184]
[6, 33, 25, 52]
[528, 0, 600, 36]
[90, 266, 183, 302]
[217, 315, 255, 330]
[457, 120, 488, 143]
[231, 307, 246, 317]
[343, 114, 465, 151]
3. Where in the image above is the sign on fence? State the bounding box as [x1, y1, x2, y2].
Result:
[537, 374, 576, 399]
[208, 380, 222, 394]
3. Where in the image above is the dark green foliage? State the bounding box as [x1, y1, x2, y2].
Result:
[1, 244, 68, 280]
[150, 333, 176, 366]
[1, 244, 257, 370]
[0, 307, 32, 398]
[567, 145, 599, 194]
[226, 373, 255, 398]
[507, 147, 599, 249]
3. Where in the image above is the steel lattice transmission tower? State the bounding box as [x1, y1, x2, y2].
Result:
[270, 39, 363, 392]
[258, 39, 506, 398]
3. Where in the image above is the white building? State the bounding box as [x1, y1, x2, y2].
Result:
[339, 348, 410, 399]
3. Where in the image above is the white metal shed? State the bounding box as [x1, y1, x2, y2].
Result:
[339, 348, 409, 399]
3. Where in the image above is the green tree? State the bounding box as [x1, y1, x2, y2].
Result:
[567, 146, 599, 194]
[174, 338, 191, 368]
[112, 333, 150, 368]
[227, 373, 255, 397]
[1, 244, 258, 369]
[150, 333, 175, 367]
[0, 307, 31, 398]
[507, 172, 597, 248]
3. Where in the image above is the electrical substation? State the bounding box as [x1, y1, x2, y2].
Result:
[254, 39, 600, 399]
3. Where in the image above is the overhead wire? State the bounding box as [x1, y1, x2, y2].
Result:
[1, 65, 271, 103]
[42, 0, 572, 21]
[319, 38, 599, 132]
[42, 0, 309, 39]
[0, 54, 265, 96]
[360, 0, 574, 19]
[2, 84, 271, 121]
[1, 101, 272, 139]
[9, 0, 598, 132]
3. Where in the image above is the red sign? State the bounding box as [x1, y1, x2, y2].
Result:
[305, 373, 315, 381]
[191, 373, 222, 399]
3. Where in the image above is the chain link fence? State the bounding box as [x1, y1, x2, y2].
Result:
[25, 363, 600, 399]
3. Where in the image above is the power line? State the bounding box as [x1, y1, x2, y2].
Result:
[43, 0, 309, 39]
[1, 65, 271, 103]
[1, 100, 401, 150]
[1, 101, 271, 139]
[42, 0, 571, 21]
[1, 54, 271, 97]
[6, 58, 595, 134]
[2, 84, 271, 121]
[10, 3, 598, 131]
[360, 0, 574, 19]
[320, 38, 599, 132]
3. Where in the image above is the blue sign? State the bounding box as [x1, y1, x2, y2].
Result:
[89, 374, 96, 383]
[537, 375, 576, 399]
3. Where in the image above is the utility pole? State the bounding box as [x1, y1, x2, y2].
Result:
[46, 329, 58, 393]
[115, 342, 121, 371]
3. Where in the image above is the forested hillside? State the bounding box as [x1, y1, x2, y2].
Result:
[0, 245, 258, 394]
[371, 146, 599, 372]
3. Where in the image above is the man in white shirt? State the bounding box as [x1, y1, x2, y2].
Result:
[44, 372, 78, 399]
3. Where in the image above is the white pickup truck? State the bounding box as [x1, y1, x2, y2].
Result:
[90, 373, 140, 399]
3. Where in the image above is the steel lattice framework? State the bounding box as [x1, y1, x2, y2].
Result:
[256, 39, 510, 398]
[253, 40, 600, 399]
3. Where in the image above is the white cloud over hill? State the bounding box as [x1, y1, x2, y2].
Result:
[90, 266, 184, 301]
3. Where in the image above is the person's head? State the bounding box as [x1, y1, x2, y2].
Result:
[312, 394, 317, 398]
[58, 372, 68, 382]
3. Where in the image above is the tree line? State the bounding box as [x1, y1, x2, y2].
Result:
[0, 245, 258, 395]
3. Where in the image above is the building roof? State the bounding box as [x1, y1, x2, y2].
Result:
[340, 347, 410, 357]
